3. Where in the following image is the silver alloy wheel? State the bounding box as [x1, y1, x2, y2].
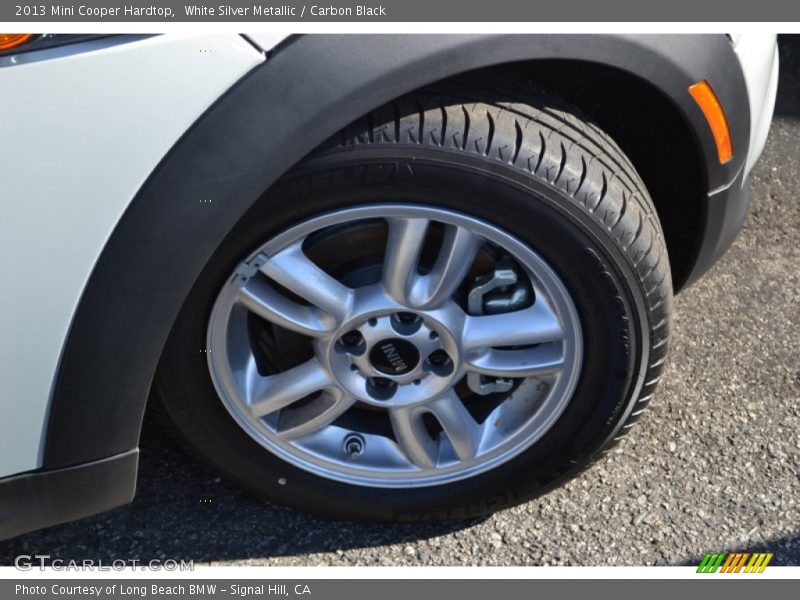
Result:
[207, 205, 583, 488]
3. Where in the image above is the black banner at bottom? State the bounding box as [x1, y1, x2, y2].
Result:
[3, 579, 797, 600]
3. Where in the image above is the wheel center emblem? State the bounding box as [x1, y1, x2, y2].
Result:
[369, 338, 420, 375]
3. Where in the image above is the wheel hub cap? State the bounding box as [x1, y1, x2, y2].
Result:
[327, 303, 461, 408]
[370, 338, 419, 375]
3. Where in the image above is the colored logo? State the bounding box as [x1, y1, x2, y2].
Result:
[697, 552, 773, 573]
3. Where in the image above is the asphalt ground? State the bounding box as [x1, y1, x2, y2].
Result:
[2, 36, 798, 567]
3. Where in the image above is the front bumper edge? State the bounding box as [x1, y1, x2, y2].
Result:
[682, 170, 751, 289]
[0, 449, 138, 541]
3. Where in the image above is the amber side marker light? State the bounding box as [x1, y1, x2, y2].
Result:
[0, 34, 35, 51]
[689, 80, 734, 164]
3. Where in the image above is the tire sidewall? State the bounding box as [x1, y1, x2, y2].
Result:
[156, 145, 651, 521]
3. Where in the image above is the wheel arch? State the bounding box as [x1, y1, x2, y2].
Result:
[44, 33, 748, 470]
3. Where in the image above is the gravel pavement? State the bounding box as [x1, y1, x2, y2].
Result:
[2, 36, 798, 567]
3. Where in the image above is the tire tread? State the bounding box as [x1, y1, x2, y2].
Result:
[320, 74, 673, 455]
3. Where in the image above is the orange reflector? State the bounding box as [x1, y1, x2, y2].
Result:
[689, 80, 734, 164]
[0, 34, 34, 51]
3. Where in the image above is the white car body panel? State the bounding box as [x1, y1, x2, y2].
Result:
[0, 34, 269, 478]
[732, 33, 780, 177]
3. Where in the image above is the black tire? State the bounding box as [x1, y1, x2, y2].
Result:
[155, 77, 672, 522]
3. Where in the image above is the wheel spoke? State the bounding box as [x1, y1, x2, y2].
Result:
[427, 391, 481, 461]
[382, 217, 429, 305]
[465, 344, 565, 378]
[410, 225, 482, 309]
[260, 240, 353, 326]
[389, 406, 437, 469]
[462, 298, 564, 351]
[237, 278, 334, 337]
[249, 358, 334, 418]
[277, 389, 357, 439]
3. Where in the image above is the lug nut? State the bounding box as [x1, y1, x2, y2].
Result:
[428, 350, 450, 366]
[366, 377, 398, 400]
[425, 350, 454, 376]
[391, 311, 422, 335]
[343, 433, 365, 459]
[336, 330, 365, 356]
[341, 331, 362, 346]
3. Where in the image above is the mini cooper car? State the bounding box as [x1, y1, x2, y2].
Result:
[0, 33, 778, 538]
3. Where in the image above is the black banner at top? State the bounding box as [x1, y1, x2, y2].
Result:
[3, 0, 800, 22]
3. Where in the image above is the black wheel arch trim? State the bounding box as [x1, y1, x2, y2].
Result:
[43, 33, 749, 473]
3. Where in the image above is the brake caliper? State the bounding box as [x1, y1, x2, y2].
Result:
[466, 257, 531, 396]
